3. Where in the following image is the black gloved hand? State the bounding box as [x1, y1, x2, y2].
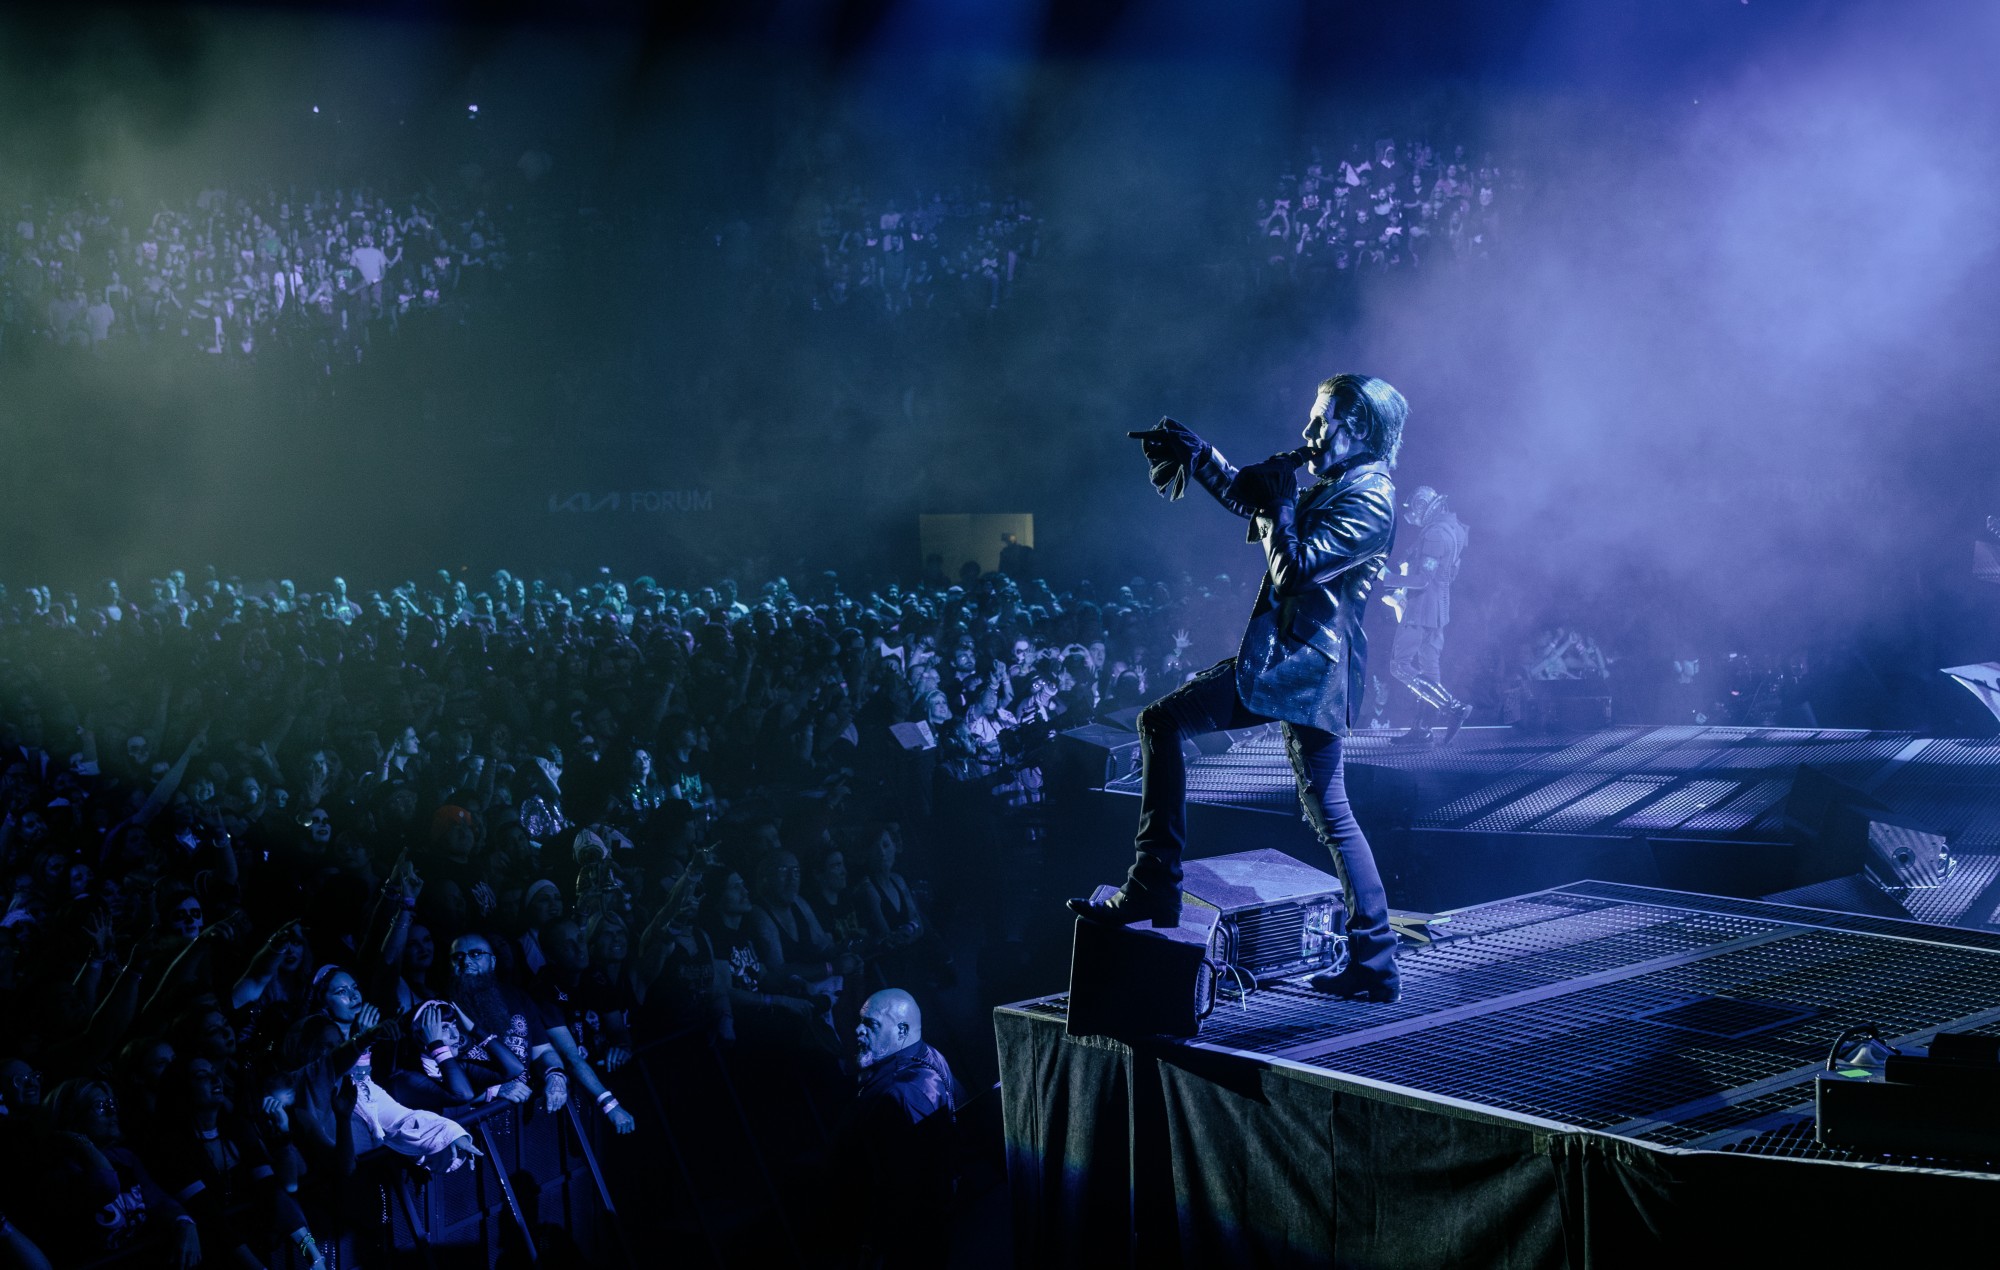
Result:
[1125, 417, 1208, 501]
[1225, 452, 1301, 515]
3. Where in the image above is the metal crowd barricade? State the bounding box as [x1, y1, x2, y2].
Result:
[67, 1029, 840, 1270]
[368, 1093, 625, 1267]
[620, 1026, 804, 1265]
[611, 1024, 872, 1267]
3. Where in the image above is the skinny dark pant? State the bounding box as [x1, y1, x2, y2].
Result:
[1128, 659, 1398, 985]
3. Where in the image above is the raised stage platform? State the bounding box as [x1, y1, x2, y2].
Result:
[998, 881, 2000, 1267]
[1092, 724, 2000, 930]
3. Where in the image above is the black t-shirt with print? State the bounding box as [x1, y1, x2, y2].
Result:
[531, 968, 610, 1062]
[457, 979, 553, 1067]
[701, 915, 764, 994]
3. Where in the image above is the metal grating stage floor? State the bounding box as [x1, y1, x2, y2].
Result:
[1106, 723, 1921, 837]
[1100, 723, 2000, 933]
[1019, 882, 2000, 1172]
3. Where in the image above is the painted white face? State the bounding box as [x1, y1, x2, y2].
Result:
[1301, 390, 1360, 477]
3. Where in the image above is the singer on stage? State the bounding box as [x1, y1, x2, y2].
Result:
[1067, 374, 1407, 1002]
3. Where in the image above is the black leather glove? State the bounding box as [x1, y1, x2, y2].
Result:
[1225, 452, 1301, 515]
[1126, 417, 1208, 500]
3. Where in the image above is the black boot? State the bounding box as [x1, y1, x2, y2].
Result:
[1308, 926, 1401, 1002]
[1306, 964, 1400, 1003]
[1440, 700, 1473, 745]
[1066, 884, 1182, 929]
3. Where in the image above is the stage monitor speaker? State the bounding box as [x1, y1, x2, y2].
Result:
[1181, 849, 1344, 982]
[1783, 765, 1887, 843]
[1192, 722, 1280, 756]
[1784, 765, 1949, 893]
[1065, 890, 1220, 1040]
[1066, 849, 1347, 1039]
[1817, 1035, 2000, 1158]
[1050, 724, 1142, 790]
[1815, 1071, 2000, 1158]
[1864, 817, 1952, 891]
[1047, 723, 1199, 798]
[1099, 706, 1142, 731]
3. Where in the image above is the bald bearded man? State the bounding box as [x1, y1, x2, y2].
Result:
[840, 989, 964, 1267]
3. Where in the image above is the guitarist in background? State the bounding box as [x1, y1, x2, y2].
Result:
[1385, 485, 1472, 745]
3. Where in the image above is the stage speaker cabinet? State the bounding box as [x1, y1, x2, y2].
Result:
[1817, 1036, 2000, 1159]
[1782, 766, 1884, 881]
[1193, 722, 1280, 756]
[1814, 1072, 2000, 1158]
[1050, 723, 1142, 791]
[1787, 766, 1949, 890]
[1065, 890, 1220, 1040]
[1066, 848, 1348, 1040]
[1864, 818, 1952, 891]
[1048, 722, 1200, 796]
[1784, 764, 1886, 841]
[1181, 849, 1345, 983]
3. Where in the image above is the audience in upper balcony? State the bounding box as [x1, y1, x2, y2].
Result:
[1252, 137, 1517, 283]
[0, 184, 575, 368]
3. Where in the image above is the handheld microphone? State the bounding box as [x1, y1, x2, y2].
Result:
[1225, 443, 1319, 511]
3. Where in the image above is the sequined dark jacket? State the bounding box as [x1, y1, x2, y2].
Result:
[1191, 446, 1398, 735]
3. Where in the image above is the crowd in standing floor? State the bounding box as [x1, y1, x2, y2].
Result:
[0, 557, 1248, 1266]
